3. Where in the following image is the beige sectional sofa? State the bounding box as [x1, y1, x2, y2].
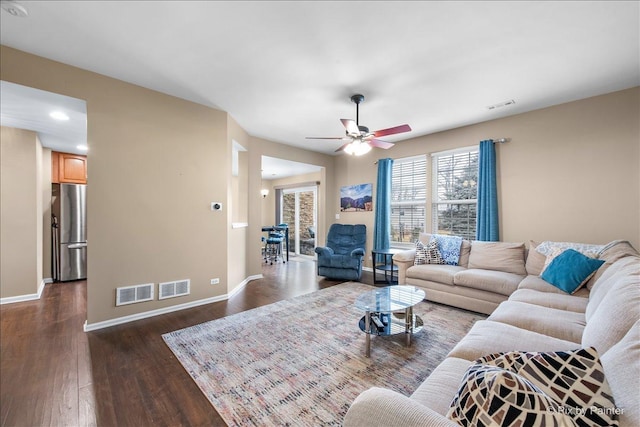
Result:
[391, 234, 596, 315]
[344, 240, 640, 427]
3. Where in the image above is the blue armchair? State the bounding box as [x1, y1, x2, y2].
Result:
[315, 224, 366, 281]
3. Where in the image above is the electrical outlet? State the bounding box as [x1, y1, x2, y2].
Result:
[210, 278, 220, 285]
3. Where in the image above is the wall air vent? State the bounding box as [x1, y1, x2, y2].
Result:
[486, 99, 516, 110]
[116, 283, 154, 306]
[158, 279, 190, 300]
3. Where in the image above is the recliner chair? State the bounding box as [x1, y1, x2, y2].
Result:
[315, 224, 366, 281]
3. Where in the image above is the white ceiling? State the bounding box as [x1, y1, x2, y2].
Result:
[0, 1, 638, 157]
[0, 80, 87, 154]
[262, 156, 322, 181]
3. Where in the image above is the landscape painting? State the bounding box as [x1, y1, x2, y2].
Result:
[340, 183, 373, 212]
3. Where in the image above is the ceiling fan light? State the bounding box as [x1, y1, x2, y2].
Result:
[357, 143, 372, 155]
[344, 141, 371, 156]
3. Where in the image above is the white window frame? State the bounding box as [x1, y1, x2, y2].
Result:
[390, 155, 427, 247]
[431, 146, 478, 240]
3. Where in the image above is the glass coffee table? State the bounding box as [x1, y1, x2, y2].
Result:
[354, 285, 425, 357]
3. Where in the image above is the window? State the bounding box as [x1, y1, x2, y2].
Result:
[432, 147, 479, 240]
[391, 155, 427, 244]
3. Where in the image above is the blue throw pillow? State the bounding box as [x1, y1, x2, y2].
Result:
[541, 249, 605, 294]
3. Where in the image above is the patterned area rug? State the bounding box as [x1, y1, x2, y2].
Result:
[163, 282, 485, 426]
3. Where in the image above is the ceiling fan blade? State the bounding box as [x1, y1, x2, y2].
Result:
[305, 136, 347, 140]
[368, 139, 395, 149]
[340, 119, 360, 136]
[335, 142, 352, 152]
[373, 124, 412, 138]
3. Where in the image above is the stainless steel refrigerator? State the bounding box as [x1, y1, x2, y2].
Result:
[52, 183, 87, 281]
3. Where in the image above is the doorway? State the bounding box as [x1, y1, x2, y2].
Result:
[281, 186, 317, 257]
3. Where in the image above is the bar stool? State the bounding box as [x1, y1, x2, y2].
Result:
[265, 230, 285, 265]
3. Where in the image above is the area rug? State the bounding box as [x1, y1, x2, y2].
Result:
[162, 282, 486, 426]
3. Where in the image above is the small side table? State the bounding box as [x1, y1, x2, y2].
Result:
[372, 248, 402, 285]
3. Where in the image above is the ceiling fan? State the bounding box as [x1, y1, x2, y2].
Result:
[306, 94, 411, 155]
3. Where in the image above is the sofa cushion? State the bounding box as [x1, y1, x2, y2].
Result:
[517, 275, 590, 298]
[582, 274, 640, 354]
[586, 256, 640, 321]
[488, 301, 586, 343]
[467, 241, 527, 275]
[600, 320, 640, 427]
[447, 364, 573, 427]
[406, 264, 465, 286]
[448, 320, 580, 361]
[509, 289, 588, 313]
[540, 249, 605, 294]
[525, 240, 546, 276]
[588, 240, 639, 290]
[410, 357, 473, 416]
[453, 269, 522, 296]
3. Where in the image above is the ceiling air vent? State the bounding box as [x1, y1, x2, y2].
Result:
[159, 279, 190, 300]
[486, 99, 516, 110]
[116, 283, 154, 306]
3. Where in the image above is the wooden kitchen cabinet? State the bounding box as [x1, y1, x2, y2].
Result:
[52, 151, 87, 184]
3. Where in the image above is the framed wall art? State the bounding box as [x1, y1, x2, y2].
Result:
[340, 183, 372, 212]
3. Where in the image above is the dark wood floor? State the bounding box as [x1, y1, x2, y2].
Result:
[1, 259, 375, 427]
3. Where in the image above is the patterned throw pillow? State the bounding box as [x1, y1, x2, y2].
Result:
[414, 240, 445, 265]
[535, 241, 604, 257]
[431, 234, 463, 265]
[447, 364, 575, 426]
[448, 347, 619, 427]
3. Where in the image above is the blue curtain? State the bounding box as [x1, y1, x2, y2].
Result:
[374, 158, 394, 261]
[476, 140, 499, 241]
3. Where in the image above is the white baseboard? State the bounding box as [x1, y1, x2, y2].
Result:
[228, 274, 263, 299]
[0, 278, 52, 305]
[83, 274, 264, 332]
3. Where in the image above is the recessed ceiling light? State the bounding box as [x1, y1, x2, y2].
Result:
[50, 111, 70, 121]
[76, 145, 88, 151]
[1, 1, 28, 17]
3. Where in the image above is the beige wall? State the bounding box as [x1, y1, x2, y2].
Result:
[333, 87, 640, 251]
[0, 127, 42, 298]
[1, 46, 230, 324]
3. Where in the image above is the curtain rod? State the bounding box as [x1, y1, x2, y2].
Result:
[373, 139, 510, 164]
[492, 137, 511, 143]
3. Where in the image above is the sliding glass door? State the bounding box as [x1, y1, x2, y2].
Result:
[281, 186, 317, 257]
